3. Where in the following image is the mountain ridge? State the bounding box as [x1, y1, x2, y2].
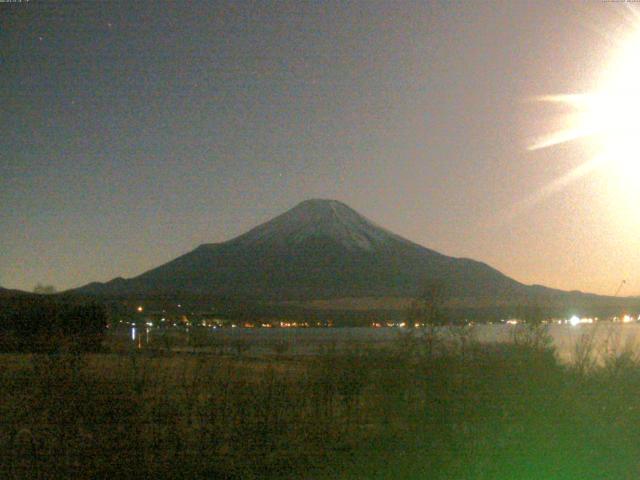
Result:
[70, 199, 624, 307]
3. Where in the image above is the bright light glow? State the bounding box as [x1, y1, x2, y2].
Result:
[532, 30, 640, 164]
[136, 306, 143, 312]
[623, 314, 634, 324]
[569, 316, 581, 327]
[529, 19, 640, 215]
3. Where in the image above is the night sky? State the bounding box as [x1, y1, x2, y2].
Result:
[2, 1, 639, 295]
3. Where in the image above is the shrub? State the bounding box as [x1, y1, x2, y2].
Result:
[0, 298, 107, 353]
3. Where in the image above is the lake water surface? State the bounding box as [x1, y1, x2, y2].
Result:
[140, 322, 640, 363]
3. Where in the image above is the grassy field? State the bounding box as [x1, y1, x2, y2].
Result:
[2, 326, 640, 478]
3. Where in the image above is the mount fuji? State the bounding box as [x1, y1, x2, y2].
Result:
[72, 199, 602, 306]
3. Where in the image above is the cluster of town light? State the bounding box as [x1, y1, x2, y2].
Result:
[501, 315, 639, 327]
[129, 304, 638, 332]
[567, 315, 638, 326]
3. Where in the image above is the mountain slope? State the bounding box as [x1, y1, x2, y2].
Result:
[0, 287, 30, 297]
[72, 199, 579, 303]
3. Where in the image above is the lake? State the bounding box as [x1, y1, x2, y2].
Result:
[127, 322, 640, 363]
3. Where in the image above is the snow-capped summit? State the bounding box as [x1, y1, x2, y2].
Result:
[231, 199, 408, 251]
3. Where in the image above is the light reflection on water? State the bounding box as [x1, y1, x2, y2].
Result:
[130, 327, 150, 346]
[124, 323, 640, 363]
[470, 323, 640, 363]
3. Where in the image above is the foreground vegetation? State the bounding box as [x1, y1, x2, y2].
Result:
[0, 297, 106, 353]
[1, 324, 640, 478]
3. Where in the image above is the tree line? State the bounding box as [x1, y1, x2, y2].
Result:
[0, 296, 107, 352]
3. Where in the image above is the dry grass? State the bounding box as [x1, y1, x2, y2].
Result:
[3, 328, 640, 478]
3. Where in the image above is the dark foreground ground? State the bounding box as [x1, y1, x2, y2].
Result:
[1, 326, 640, 479]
